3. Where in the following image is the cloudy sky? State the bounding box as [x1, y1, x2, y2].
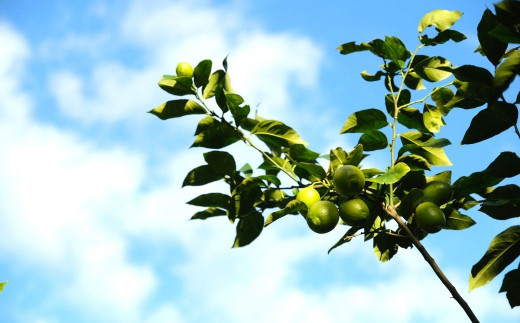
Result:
[1, 0, 519, 322]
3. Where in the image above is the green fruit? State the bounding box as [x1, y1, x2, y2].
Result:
[415, 202, 446, 233]
[296, 186, 321, 209]
[306, 201, 339, 234]
[339, 198, 370, 226]
[176, 62, 194, 77]
[423, 181, 453, 206]
[333, 165, 365, 197]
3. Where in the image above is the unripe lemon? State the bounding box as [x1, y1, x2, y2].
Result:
[415, 202, 446, 233]
[296, 186, 321, 209]
[333, 165, 365, 197]
[423, 181, 453, 206]
[339, 198, 370, 226]
[176, 62, 194, 77]
[306, 201, 339, 234]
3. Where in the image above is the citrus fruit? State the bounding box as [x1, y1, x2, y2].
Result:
[296, 186, 321, 209]
[333, 165, 365, 197]
[423, 181, 453, 206]
[176, 62, 194, 77]
[415, 202, 446, 233]
[339, 198, 370, 226]
[306, 201, 339, 234]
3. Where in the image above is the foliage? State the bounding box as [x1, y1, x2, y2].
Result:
[149, 1, 520, 318]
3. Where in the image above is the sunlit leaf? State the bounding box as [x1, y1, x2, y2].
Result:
[418, 9, 463, 33]
[337, 41, 371, 55]
[289, 144, 320, 162]
[251, 120, 308, 147]
[368, 163, 410, 184]
[149, 99, 206, 120]
[194, 59, 212, 88]
[444, 208, 476, 230]
[340, 109, 388, 134]
[192, 120, 241, 149]
[420, 29, 467, 46]
[413, 56, 452, 82]
[264, 199, 305, 227]
[158, 77, 196, 96]
[494, 51, 520, 95]
[397, 154, 431, 171]
[423, 103, 444, 133]
[358, 130, 388, 151]
[202, 70, 225, 99]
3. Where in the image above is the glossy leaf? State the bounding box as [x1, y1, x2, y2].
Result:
[191, 207, 227, 220]
[149, 100, 206, 120]
[439, 65, 493, 84]
[328, 226, 362, 254]
[192, 120, 240, 149]
[204, 150, 236, 176]
[368, 163, 410, 184]
[494, 50, 520, 95]
[397, 154, 431, 171]
[403, 72, 426, 90]
[483, 152, 520, 178]
[194, 59, 212, 88]
[478, 9, 508, 66]
[187, 193, 230, 209]
[358, 130, 388, 151]
[344, 144, 365, 166]
[202, 70, 226, 99]
[251, 120, 308, 147]
[264, 199, 305, 226]
[470, 225, 520, 291]
[340, 109, 388, 134]
[500, 262, 520, 308]
[431, 87, 454, 115]
[399, 132, 452, 166]
[158, 77, 195, 96]
[423, 103, 444, 133]
[413, 56, 452, 82]
[329, 147, 348, 173]
[229, 178, 263, 220]
[418, 9, 463, 34]
[232, 211, 264, 248]
[444, 208, 476, 230]
[461, 101, 518, 144]
[183, 165, 224, 187]
[427, 170, 452, 184]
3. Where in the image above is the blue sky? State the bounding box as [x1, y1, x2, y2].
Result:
[0, 0, 519, 322]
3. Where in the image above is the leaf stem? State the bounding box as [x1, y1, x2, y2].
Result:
[385, 205, 480, 323]
[399, 81, 454, 109]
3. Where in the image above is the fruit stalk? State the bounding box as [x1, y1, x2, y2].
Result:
[386, 205, 480, 323]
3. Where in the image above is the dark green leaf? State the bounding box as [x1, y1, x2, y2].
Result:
[462, 101, 518, 144]
[358, 130, 388, 151]
[484, 152, 520, 178]
[397, 188, 424, 220]
[453, 171, 503, 199]
[149, 99, 206, 120]
[480, 184, 520, 220]
[340, 109, 388, 134]
[398, 107, 430, 133]
[158, 77, 195, 96]
[295, 162, 326, 180]
[194, 59, 212, 88]
[191, 207, 227, 220]
[187, 193, 230, 209]
[489, 23, 520, 44]
[445, 79, 491, 109]
[329, 147, 348, 173]
[500, 262, 520, 308]
[232, 211, 264, 248]
[265, 199, 306, 226]
[368, 163, 411, 184]
[203, 151, 236, 176]
[413, 56, 452, 82]
[229, 178, 263, 220]
[444, 208, 476, 230]
[396, 154, 431, 171]
[194, 116, 215, 135]
[418, 9, 463, 33]
[494, 50, 520, 95]
[202, 70, 225, 99]
[470, 225, 520, 291]
[251, 120, 308, 147]
[344, 144, 365, 166]
[399, 132, 452, 166]
[478, 9, 508, 66]
[403, 72, 426, 90]
[257, 175, 281, 187]
[432, 87, 455, 115]
[182, 165, 224, 187]
[337, 41, 371, 55]
[373, 233, 399, 262]
[366, 37, 411, 68]
[420, 29, 467, 46]
[438, 65, 493, 84]
[328, 226, 363, 254]
[427, 170, 452, 184]
[361, 70, 385, 82]
[385, 90, 411, 116]
[192, 120, 241, 149]
[289, 144, 320, 162]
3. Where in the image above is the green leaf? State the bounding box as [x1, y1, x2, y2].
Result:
[361, 70, 385, 82]
[403, 72, 426, 90]
[0, 281, 6, 293]
[194, 116, 215, 135]
[191, 207, 227, 220]
[337, 41, 371, 55]
[500, 262, 520, 308]
[149, 100, 206, 120]
[340, 109, 388, 134]
[344, 144, 365, 166]
[366, 37, 411, 68]
[396, 154, 431, 171]
[461, 101, 518, 144]
[413, 56, 452, 82]
[194, 59, 212, 88]
[239, 163, 253, 177]
[432, 87, 455, 115]
[489, 23, 520, 44]
[478, 9, 508, 66]
[480, 184, 520, 220]
[227, 94, 250, 126]
[420, 29, 467, 46]
[423, 103, 444, 133]
[229, 178, 263, 220]
[361, 168, 384, 178]
[470, 225, 520, 291]
[368, 163, 411, 184]
[257, 175, 281, 187]
[358, 130, 388, 151]
[439, 65, 493, 84]
[398, 107, 430, 133]
[399, 132, 452, 166]
[427, 170, 452, 184]
[453, 171, 503, 199]
[444, 208, 476, 230]
[158, 77, 195, 96]
[251, 120, 308, 147]
[202, 70, 225, 99]
[182, 165, 224, 187]
[397, 188, 424, 220]
[483, 152, 520, 178]
[445, 79, 491, 109]
[264, 199, 305, 227]
[232, 211, 264, 248]
[192, 120, 241, 149]
[385, 90, 411, 116]
[204, 151, 236, 176]
[328, 226, 362, 254]
[373, 233, 399, 262]
[418, 9, 463, 34]
[329, 147, 348, 173]
[187, 193, 230, 209]
[295, 162, 326, 180]
[289, 144, 320, 162]
[494, 50, 520, 96]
